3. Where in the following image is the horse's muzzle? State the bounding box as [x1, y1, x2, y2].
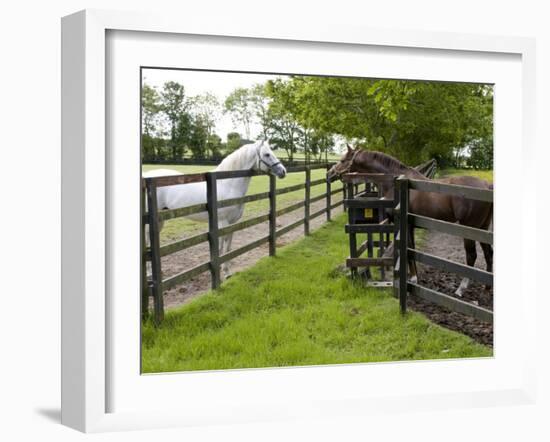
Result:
[273, 163, 287, 178]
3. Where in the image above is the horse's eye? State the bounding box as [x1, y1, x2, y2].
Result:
[264, 153, 269, 157]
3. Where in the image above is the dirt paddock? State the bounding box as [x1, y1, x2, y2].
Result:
[410, 229, 493, 347]
[153, 199, 344, 310]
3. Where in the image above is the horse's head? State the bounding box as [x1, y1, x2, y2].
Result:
[327, 145, 359, 181]
[255, 141, 287, 178]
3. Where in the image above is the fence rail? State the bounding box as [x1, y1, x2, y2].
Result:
[394, 176, 493, 323]
[142, 164, 345, 324]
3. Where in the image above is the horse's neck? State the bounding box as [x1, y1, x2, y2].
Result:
[214, 146, 256, 196]
[363, 153, 426, 180]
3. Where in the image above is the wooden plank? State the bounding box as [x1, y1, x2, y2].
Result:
[277, 183, 306, 195]
[310, 192, 328, 204]
[357, 239, 389, 256]
[346, 257, 394, 267]
[410, 214, 493, 245]
[408, 283, 493, 323]
[269, 175, 276, 256]
[213, 169, 259, 180]
[330, 187, 343, 196]
[145, 180, 164, 325]
[408, 179, 493, 202]
[342, 173, 395, 185]
[330, 200, 344, 210]
[158, 203, 207, 221]
[345, 224, 396, 234]
[159, 232, 209, 257]
[206, 173, 221, 289]
[276, 201, 306, 216]
[218, 213, 270, 237]
[276, 218, 305, 236]
[147, 173, 206, 188]
[162, 262, 211, 291]
[305, 166, 311, 235]
[309, 178, 326, 187]
[219, 235, 270, 264]
[409, 249, 493, 286]
[398, 176, 409, 313]
[276, 182, 307, 195]
[310, 207, 327, 219]
[344, 198, 395, 209]
[217, 191, 270, 208]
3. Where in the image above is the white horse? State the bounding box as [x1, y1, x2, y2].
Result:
[143, 140, 287, 278]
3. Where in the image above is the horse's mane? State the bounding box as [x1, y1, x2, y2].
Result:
[364, 150, 410, 173]
[215, 141, 259, 172]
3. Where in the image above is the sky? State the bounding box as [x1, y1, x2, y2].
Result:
[142, 68, 284, 141]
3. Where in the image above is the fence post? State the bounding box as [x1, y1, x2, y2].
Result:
[304, 166, 311, 235]
[346, 180, 358, 279]
[206, 172, 221, 289]
[397, 176, 409, 314]
[141, 180, 149, 321]
[325, 165, 332, 222]
[393, 178, 400, 299]
[269, 174, 277, 256]
[145, 179, 164, 325]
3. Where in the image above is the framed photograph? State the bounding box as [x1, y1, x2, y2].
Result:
[61, 9, 537, 433]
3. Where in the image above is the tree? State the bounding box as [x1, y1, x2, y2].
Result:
[226, 132, 242, 154]
[224, 88, 255, 139]
[468, 136, 493, 170]
[277, 76, 493, 166]
[160, 81, 189, 160]
[263, 79, 304, 162]
[141, 84, 162, 161]
[188, 116, 209, 158]
[206, 134, 223, 159]
[193, 92, 221, 139]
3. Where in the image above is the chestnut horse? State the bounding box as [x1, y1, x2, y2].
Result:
[328, 146, 493, 296]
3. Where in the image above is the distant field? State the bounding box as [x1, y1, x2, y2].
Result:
[438, 168, 493, 182]
[142, 164, 342, 244]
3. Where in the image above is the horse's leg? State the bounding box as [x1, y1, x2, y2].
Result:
[480, 242, 493, 274]
[223, 232, 234, 278]
[217, 219, 229, 280]
[456, 238, 477, 297]
[408, 224, 418, 283]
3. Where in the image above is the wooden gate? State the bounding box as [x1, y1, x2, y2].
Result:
[394, 176, 494, 322]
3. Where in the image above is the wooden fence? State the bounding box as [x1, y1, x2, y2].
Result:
[142, 164, 345, 324]
[394, 176, 494, 322]
[145, 157, 331, 168]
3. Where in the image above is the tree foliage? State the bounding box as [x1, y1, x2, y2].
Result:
[281, 76, 493, 167]
[141, 76, 493, 169]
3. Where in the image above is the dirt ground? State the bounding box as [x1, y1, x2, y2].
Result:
[152, 198, 344, 310]
[409, 229, 493, 347]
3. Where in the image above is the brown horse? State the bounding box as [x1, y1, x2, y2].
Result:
[328, 146, 493, 296]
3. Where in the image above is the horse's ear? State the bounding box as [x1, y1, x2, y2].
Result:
[347, 144, 353, 153]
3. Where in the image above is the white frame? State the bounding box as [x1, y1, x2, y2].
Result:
[61, 9, 537, 433]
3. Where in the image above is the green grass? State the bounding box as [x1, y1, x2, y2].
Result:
[142, 214, 491, 373]
[438, 168, 493, 182]
[142, 164, 342, 244]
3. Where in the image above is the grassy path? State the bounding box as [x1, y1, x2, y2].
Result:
[142, 213, 491, 373]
